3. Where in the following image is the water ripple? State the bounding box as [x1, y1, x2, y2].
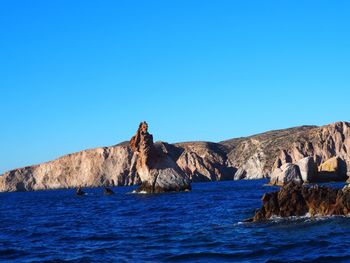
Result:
[1, 180, 350, 262]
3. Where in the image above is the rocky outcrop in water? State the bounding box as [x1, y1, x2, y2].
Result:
[1, 121, 350, 192]
[248, 182, 350, 222]
[103, 187, 114, 195]
[130, 122, 191, 193]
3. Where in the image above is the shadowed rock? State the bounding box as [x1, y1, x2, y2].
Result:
[103, 187, 114, 195]
[316, 157, 348, 182]
[76, 187, 85, 196]
[297, 157, 318, 182]
[130, 122, 191, 193]
[248, 182, 350, 222]
[269, 163, 303, 186]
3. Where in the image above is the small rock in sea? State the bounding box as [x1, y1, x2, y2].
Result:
[104, 187, 114, 195]
[76, 187, 85, 196]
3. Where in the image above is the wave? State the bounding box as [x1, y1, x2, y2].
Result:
[237, 213, 350, 225]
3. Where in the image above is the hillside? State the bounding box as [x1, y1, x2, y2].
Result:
[1, 121, 349, 192]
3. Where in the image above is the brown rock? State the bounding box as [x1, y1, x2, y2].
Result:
[130, 122, 157, 168]
[250, 182, 350, 221]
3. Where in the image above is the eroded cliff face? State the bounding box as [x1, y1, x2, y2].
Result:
[272, 122, 350, 173]
[0, 145, 139, 192]
[175, 142, 235, 182]
[221, 121, 350, 180]
[1, 121, 350, 192]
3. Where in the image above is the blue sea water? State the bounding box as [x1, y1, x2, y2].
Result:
[1, 180, 350, 262]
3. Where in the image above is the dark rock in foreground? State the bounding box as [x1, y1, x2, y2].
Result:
[248, 182, 350, 222]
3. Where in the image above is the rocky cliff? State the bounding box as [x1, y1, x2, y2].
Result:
[1, 121, 350, 192]
[0, 145, 138, 192]
[221, 121, 350, 180]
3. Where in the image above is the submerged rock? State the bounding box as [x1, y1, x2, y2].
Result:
[130, 122, 191, 193]
[248, 182, 350, 222]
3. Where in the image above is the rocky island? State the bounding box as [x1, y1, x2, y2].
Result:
[0, 121, 350, 192]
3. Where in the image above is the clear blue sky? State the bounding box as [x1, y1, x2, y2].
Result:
[1, 0, 349, 173]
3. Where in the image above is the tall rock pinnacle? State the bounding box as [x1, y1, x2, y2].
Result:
[129, 121, 191, 193]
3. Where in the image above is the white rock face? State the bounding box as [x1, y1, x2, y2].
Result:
[234, 168, 246, 180]
[239, 152, 266, 179]
[270, 163, 303, 186]
[0, 145, 138, 192]
[296, 157, 318, 182]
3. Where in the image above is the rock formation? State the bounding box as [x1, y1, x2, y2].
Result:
[316, 157, 348, 182]
[1, 121, 350, 192]
[129, 122, 191, 193]
[248, 182, 350, 222]
[175, 142, 235, 182]
[222, 121, 350, 180]
[269, 163, 303, 186]
[297, 157, 318, 182]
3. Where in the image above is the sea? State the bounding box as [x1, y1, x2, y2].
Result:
[1, 180, 350, 262]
